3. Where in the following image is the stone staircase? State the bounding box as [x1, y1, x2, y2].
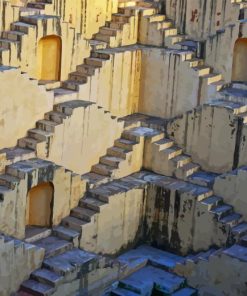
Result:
[0, 100, 121, 174]
[111, 244, 198, 296]
[0, 0, 56, 66]
[139, 9, 225, 96]
[111, 265, 197, 296]
[0, 234, 45, 296]
[17, 235, 103, 296]
[55, 171, 247, 254]
[0, 0, 225, 107]
[82, 126, 164, 188]
[144, 132, 220, 188]
[53, 1, 157, 99]
[52, 0, 224, 104]
[114, 243, 247, 296]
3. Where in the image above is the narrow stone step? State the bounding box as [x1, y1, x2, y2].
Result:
[80, 196, 107, 212]
[203, 73, 222, 84]
[222, 244, 247, 262]
[114, 138, 137, 150]
[210, 204, 233, 220]
[44, 111, 67, 124]
[91, 163, 114, 177]
[28, 129, 52, 141]
[100, 26, 119, 36]
[232, 222, 247, 240]
[219, 213, 242, 227]
[76, 63, 99, 76]
[153, 138, 174, 151]
[70, 207, 97, 222]
[186, 58, 204, 68]
[1, 146, 35, 161]
[90, 51, 111, 60]
[192, 65, 211, 76]
[36, 120, 58, 132]
[188, 171, 219, 188]
[61, 216, 88, 232]
[88, 39, 108, 51]
[21, 280, 55, 296]
[18, 137, 40, 150]
[176, 162, 200, 179]
[11, 21, 36, 34]
[200, 195, 223, 210]
[100, 155, 123, 168]
[172, 154, 191, 168]
[2, 30, 25, 41]
[147, 14, 166, 23]
[85, 57, 105, 67]
[0, 174, 20, 190]
[43, 248, 98, 276]
[69, 72, 88, 83]
[119, 266, 185, 295]
[161, 146, 183, 160]
[31, 268, 63, 287]
[62, 80, 82, 91]
[52, 226, 80, 245]
[111, 287, 139, 296]
[107, 146, 128, 159]
[81, 172, 109, 187]
[34, 236, 73, 258]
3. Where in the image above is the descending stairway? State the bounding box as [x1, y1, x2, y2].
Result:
[112, 265, 197, 296]
[0, 100, 121, 173]
[60, 171, 247, 253]
[17, 235, 102, 296]
[51, 1, 225, 103]
[0, 0, 55, 66]
[82, 126, 164, 187]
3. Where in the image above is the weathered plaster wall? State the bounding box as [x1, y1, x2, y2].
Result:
[167, 104, 239, 173]
[0, 0, 118, 81]
[205, 24, 240, 83]
[0, 67, 53, 150]
[78, 47, 142, 117]
[0, 236, 45, 296]
[214, 167, 247, 220]
[164, 0, 239, 40]
[80, 187, 147, 255]
[45, 102, 123, 175]
[175, 251, 247, 296]
[0, 159, 85, 238]
[139, 47, 199, 118]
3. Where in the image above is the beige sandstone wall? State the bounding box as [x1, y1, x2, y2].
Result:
[214, 167, 247, 220]
[0, 0, 118, 81]
[0, 159, 85, 238]
[45, 103, 124, 175]
[164, 0, 239, 40]
[175, 251, 247, 296]
[0, 67, 53, 150]
[78, 47, 142, 117]
[80, 187, 147, 255]
[139, 47, 199, 118]
[167, 104, 238, 173]
[0, 236, 45, 296]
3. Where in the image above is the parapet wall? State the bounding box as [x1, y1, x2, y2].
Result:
[0, 236, 44, 296]
[164, 0, 240, 40]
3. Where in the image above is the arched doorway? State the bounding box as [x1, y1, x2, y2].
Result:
[26, 182, 54, 227]
[232, 38, 247, 82]
[37, 35, 62, 81]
